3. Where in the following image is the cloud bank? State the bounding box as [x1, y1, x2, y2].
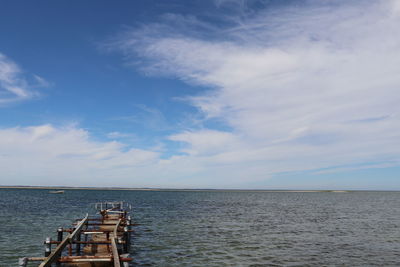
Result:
[0, 124, 253, 187]
[109, 0, 400, 183]
[0, 125, 161, 186]
[2, 0, 400, 188]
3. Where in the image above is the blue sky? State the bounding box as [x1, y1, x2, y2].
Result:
[0, 0, 399, 189]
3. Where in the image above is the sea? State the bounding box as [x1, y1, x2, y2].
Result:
[0, 188, 400, 266]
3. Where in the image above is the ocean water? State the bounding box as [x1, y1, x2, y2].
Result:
[0, 189, 400, 266]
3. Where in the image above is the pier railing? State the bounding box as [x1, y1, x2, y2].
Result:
[19, 202, 133, 267]
[38, 214, 89, 267]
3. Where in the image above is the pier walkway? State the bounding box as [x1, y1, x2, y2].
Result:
[19, 202, 133, 267]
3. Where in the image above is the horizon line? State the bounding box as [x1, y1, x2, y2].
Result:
[0, 185, 399, 192]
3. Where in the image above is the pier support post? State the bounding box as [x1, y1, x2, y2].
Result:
[56, 227, 63, 266]
[56, 228, 63, 266]
[44, 237, 52, 257]
[127, 216, 132, 229]
[18, 257, 28, 267]
[76, 231, 81, 255]
[57, 227, 63, 242]
[123, 226, 130, 253]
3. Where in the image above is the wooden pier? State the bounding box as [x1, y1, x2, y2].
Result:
[19, 202, 133, 267]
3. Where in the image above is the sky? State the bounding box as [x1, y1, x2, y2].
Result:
[0, 0, 400, 189]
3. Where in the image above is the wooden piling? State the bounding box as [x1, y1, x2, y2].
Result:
[57, 227, 63, 241]
[18, 257, 28, 267]
[44, 237, 51, 257]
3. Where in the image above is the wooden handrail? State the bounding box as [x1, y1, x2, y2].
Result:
[39, 214, 88, 267]
[113, 219, 122, 238]
[111, 219, 122, 267]
[70, 213, 89, 240]
[111, 238, 121, 267]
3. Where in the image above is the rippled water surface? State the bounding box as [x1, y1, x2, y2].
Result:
[1, 189, 400, 266]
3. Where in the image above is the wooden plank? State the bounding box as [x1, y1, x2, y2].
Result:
[28, 256, 133, 262]
[113, 219, 122, 238]
[70, 213, 89, 240]
[60, 258, 112, 262]
[38, 214, 88, 267]
[112, 219, 122, 266]
[111, 238, 121, 267]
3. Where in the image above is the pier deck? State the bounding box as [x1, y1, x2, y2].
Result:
[19, 202, 132, 267]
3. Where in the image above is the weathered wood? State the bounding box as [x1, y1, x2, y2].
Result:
[24, 202, 132, 267]
[27, 256, 133, 262]
[113, 219, 122, 238]
[111, 237, 121, 267]
[38, 232, 70, 267]
[73, 222, 124, 226]
[38, 214, 88, 267]
[70, 213, 89, 239]
[26, 257, 45, 261]
[50, 240, 114, 244]
[63, 258, 112, 262]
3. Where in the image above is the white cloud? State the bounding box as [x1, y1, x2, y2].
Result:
[109, 0, 400, 185]
[107, 131, 133, 139]
[0, 124, 161, 186]
[169, 129, 240, 156]
[0, 53, 44, 105]
[0, 124, 261, 188]
[4, 1, 400, 189]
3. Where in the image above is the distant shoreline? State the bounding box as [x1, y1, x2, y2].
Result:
[0, 185, 397, 192]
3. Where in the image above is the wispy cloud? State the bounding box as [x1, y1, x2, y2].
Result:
[0, 53, 47, 105]
[107, 0, 400, 184]
[33, 74, 51, 88]
[110, 104, 172, 131]
[106, 131, 135, 139]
